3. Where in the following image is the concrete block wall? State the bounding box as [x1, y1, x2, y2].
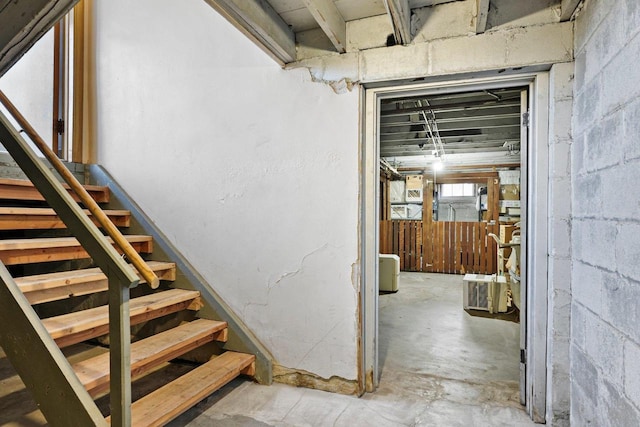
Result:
[547, 62, 574, 426]
[571, 0, 640, 424]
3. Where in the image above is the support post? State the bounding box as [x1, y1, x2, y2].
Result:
[108, 276, 132, 427]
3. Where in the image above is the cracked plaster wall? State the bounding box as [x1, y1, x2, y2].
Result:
[93, 0, 360, 381]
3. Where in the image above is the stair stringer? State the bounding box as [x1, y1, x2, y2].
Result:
[88, 165, 273, 385]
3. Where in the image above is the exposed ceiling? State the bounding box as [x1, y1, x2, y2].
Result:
[204, 0, 580, 66]
[268, 0, 459, 33]
[202, 0, 581, 172]
[380, 87, 525, 171]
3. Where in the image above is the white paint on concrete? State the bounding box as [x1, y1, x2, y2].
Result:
[487, 0, 562, 32]
[292, 21, 573, 85]
[0, 29, 54, 149]
[547, 62, 573, 426]
[346, 15, 393, 52]
[571, 0, 640, 424]
[292, 0, 572, 85]
[93, 0, 360, 381]
[411, 0, 475, 43]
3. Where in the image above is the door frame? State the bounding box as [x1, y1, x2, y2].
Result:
[359, 71, 549, 422]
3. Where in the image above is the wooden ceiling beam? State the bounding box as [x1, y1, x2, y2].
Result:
[203, 0, 296, 65]
[0, 0, 79, 77]
[301, 0, 347, 53]
[384, 0, 412, 45]
[475, 0, 490, 34]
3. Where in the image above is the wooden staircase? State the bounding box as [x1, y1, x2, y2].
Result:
[0, 177, 256, 425]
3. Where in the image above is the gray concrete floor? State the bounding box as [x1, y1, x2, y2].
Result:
[172, 272, 534, 426]
[0, 272, 534, 426]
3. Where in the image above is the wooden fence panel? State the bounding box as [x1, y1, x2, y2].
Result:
[380, 220, 498, 274]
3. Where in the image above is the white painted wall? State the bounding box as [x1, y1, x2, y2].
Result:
[92, 0, 360, 381]
[0, 29, 54, 150]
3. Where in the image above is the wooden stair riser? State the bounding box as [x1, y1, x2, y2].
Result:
[17, 262, 176, 305]
[0, 178, 109, 203]
[0, 236, 152, 265]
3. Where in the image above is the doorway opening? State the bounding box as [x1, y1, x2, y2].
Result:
[361, 72, 550, 422]
[53, 0, 87, 162]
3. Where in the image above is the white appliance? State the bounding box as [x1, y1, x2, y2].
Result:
[379, 254, 400, 292]
[463, 274, 508, 313]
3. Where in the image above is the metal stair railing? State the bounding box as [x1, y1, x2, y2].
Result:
[0, 90, 159, 427]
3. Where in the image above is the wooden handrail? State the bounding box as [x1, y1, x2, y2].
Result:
[0, 90, 159, 289]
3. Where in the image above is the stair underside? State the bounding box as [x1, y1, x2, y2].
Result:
[0, 178, 109, 203]
[74, 318, 228, 397]
[16, 261, 176, 305]
[0, 207, 130, 229]
[0, 235, 153, 265]
[42, 289, 201, 348]
[106, 351, 256, 426]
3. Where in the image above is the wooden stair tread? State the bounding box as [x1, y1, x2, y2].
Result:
[42, 289, 201, 348]
[74, 319, 228, 397]
[0, 235, 153, 265]
[0, 207, 130, 229]
[0, 235, 150, 250]
[106, 352, 255, 426]
[0, 177, 110, 203]
[16, 261, 176, 305]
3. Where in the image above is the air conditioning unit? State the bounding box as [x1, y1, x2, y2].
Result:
[463, 274, 507, 313]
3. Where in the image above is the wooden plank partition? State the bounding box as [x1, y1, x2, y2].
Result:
[380, 220, 497, 274]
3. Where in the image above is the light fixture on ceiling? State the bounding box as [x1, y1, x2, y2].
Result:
[432, 151, 444, 171]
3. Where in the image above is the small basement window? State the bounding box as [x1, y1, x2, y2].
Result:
[439, 183, 476, 198]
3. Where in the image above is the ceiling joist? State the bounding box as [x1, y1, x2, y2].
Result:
[475, 0, 490, 34]
[301, 0, 347, 53]
[384, 0, 412, 45]
[203, 0, 296, 65]
[0, 0, 80, 77]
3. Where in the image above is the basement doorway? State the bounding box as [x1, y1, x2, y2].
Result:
[360, 72, 550, 423]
